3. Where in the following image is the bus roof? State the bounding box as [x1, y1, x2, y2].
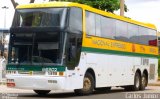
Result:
[17, 2, 156, 30]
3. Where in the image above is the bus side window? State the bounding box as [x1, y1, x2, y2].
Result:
[66, 34, 82, 69]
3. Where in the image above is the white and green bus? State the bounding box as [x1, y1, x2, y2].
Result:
[6, 2, 158, 95]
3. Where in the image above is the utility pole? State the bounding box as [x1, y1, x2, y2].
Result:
[2, 6, 9, 29]
[120, 0, 124, 16]
[1, 6, 9, 45]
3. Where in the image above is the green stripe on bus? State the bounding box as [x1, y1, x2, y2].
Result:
[82, 47, 158, 58]
[6, 64, 66, 71]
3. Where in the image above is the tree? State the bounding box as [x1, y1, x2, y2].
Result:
[11, 0, 127, 13]
[11, 0, 35, 8]
[55, 0, 127, 13]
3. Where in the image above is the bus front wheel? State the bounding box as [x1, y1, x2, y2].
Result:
[74, 73, 94, 95]
[34, 90, 51, 95]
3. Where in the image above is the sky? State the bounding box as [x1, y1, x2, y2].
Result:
[117, 0, 160, 31]
[0, 0, 48, 29]
[0, 0, 160, 31]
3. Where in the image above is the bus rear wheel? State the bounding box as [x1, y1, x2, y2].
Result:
[74, 73, 94, 95]
[140, 74, 147, 90]
[34, 90, 50, 95]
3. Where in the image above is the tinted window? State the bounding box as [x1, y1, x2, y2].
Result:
[148, 29, 157, 46]
[138, 26, 148, 45]
[86, 11, 96, 35]
[15, 8, 67, 27]
[95, 14, 101, 36]
[101, 16, 116, 39]
[128, 23, 139, 43]
[115, 20, 128, 41]
[85, 11, 157, 46]
[69, 7, 82, 34]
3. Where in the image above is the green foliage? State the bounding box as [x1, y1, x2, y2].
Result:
[63, 0, 127, 13]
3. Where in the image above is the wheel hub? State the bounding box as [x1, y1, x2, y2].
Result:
[83, 77, 91, 91]
[142, 76, 146, 86]
[135, 76, 140, 88]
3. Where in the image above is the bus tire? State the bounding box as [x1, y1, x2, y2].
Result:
[95, 87, 111, 92]
[125, 72, 140, 91]
[140, 74, 147, 90]
[34, 90, 50, 95]
[133, 72, 141, 91]
[74, 73, 94, 95]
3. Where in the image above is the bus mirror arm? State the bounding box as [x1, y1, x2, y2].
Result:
[65, 27, 82, 34]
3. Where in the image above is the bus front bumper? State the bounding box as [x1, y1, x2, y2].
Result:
[6, 75, 66, 90]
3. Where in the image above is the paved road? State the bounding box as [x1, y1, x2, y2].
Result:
[0, 86, 160, 99]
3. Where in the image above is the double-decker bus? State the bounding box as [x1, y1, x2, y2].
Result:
[6, 2, 158, 95]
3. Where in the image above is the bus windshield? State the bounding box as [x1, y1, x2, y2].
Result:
[9, 8, 68, 65]
[13, 8, 67, 27]
[9, 32, 63, 65]
[8, 7, 83, 67]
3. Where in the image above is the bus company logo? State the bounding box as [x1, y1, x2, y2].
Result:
[92, 39, 126, 49]
[92, 39, 110, 47]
